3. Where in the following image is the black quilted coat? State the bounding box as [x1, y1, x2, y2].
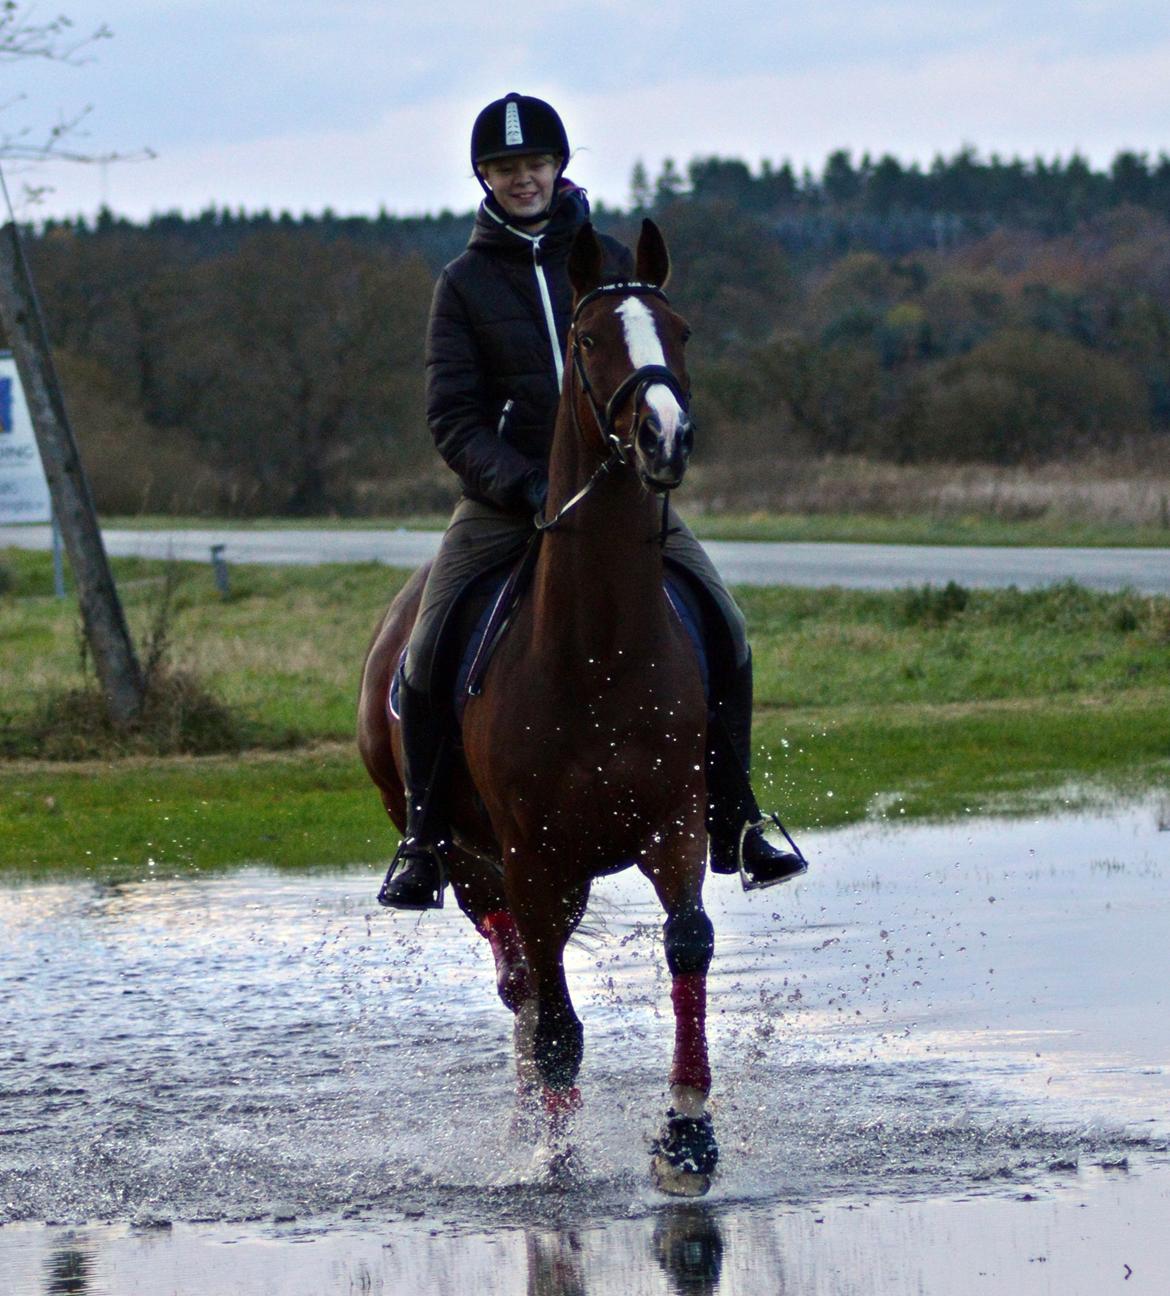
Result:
[425, 183, 633, 513]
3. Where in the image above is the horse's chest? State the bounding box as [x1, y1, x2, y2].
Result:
[484, 675, 701, 795]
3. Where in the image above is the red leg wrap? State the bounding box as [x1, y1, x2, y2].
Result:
[478, 910, 532, 1012]
[541, 1086, 582, 1117]
[669, 972, 711, 1093]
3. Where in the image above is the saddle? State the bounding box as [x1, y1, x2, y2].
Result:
[389, 539, 713, 735]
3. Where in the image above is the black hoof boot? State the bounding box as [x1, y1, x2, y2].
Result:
[377, 844, 445, 910]
[650, 1109, 718, 1197]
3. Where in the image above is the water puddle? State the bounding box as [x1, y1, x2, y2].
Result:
[1, 797, 1168, 1292]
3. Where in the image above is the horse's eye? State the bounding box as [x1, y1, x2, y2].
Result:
[580, 335, 595, 351]
[681, 327, 693, 344]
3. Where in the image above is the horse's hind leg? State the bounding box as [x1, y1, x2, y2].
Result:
[641, 841, 719, 1197]
[439, 853, 534, 1013]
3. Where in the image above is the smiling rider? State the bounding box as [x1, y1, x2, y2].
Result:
[378, 91, 807, 910]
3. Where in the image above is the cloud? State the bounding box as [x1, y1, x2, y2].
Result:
[10, 1, 1170, 220]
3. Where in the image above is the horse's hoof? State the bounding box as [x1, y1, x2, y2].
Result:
[532, 1139, 580, 1187]
[650, 1156, 712, 1198]
[650, 1109, 718, 1196]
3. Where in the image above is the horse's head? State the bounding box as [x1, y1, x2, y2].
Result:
[567, 220, 693, 493]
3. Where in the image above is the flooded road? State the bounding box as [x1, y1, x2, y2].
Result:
[2, 798, 1169, 1293]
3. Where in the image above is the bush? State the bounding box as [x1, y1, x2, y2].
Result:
[0, 667, 248, 760]
[911, 330, 1148, 462]
[899, 581, 971, 627]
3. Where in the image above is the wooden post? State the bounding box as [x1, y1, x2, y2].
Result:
[0, 220, 145, 727]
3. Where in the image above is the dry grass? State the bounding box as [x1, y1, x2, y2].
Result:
[679, 444, 1170, 527]
[3, 668, 247, 761]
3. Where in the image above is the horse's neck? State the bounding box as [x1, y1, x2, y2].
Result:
[533, 419, 668, 658]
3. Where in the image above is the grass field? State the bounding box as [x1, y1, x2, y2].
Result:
[94, 509, 1170, 547]
[2, 546, 1168, 876]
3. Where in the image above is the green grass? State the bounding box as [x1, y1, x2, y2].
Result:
[0, 746, 381, 880]
[95, 510, 1170, 547]
[2, 547, 1169, 875]
[754, 696, 1170, 832]
[683, 510, 1170, 548]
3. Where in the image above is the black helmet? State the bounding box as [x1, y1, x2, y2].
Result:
[471, 92, 569, 172]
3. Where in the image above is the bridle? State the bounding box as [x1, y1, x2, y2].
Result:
[536, 282, 691, 535]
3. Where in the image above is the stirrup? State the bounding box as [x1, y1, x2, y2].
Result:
[738, 813, 808, 892]
[377, 839, 447, 910]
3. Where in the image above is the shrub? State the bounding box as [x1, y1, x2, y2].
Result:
[1, 668, 247, 761]
[899, 581, 971, 626]
[913, 330, 1149, 462]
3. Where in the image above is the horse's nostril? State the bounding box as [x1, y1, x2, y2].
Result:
[679, 418, 694, 457]
[637, 416, 662, 455]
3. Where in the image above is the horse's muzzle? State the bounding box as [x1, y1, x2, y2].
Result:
[636, 412, 693, 492]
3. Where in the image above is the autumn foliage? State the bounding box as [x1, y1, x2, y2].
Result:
[9, 148, 1170, 515]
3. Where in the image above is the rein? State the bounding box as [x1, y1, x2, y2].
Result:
[535, 282, 690, 536]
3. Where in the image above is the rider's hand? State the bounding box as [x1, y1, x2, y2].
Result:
[524, 470, 549, 516]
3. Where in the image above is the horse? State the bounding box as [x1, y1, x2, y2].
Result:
[358, 219, 718, 1195]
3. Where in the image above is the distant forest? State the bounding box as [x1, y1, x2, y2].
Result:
[8, 146, 1170, 515]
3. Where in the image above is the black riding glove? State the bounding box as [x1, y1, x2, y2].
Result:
[524, 470, 549, 517]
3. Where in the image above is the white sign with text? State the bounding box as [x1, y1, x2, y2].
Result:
[0, 351, 52, 524]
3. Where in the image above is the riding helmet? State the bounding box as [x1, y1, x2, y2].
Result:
[471, 92, 569, 172]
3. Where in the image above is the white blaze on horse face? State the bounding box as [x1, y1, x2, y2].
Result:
[615, 298, 685, 449]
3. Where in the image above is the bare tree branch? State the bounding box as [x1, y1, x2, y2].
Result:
[0, 2, 112, 64]
[0, 4, 152, 205]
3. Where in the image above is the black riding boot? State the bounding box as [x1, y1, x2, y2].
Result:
[377, 677, 450, 911]
[706, 654, 807, 889]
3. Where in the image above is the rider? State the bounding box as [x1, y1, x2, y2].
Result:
[379, 91, 806, 910]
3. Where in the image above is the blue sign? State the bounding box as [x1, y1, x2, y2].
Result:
[0, 353, 52, 522]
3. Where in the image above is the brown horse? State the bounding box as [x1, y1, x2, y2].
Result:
[358, 219, 717, 1195]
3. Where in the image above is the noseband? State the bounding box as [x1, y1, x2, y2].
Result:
[536, 282, 690, 535]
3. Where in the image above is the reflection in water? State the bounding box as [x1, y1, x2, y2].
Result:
[44, 1247, 90, 1295]
[526, 1228, 585, 1296]
[652, 1206, 725, 1296]
[520, 1210, 726, 1296]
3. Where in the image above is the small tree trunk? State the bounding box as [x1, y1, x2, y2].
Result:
[0, 221, 145, 728]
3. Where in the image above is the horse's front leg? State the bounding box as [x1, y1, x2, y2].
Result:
[505, 859, 590, 1167]
[641, 831, 719, 1197]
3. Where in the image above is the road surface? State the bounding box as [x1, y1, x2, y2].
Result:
[2, 524, 1167, 592]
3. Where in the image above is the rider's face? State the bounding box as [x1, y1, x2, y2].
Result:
[479, 154, 560, 223]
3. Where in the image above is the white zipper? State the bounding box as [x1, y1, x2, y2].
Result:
[482, 205, 565, 388]
[531, 236, 564, 389]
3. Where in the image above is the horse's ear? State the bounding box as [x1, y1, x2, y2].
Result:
[635, 218, 671, 290]
[569, 222, 605, 299]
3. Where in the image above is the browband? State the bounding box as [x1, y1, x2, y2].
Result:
[572, 281, 669, 323]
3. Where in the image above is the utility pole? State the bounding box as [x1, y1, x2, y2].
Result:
[0, 220, 145, 728]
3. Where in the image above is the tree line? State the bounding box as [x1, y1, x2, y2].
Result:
[3, 146, 1169, 515]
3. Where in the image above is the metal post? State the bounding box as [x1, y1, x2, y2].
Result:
[210, 544, 230, 598]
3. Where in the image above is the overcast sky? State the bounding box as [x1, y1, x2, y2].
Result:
[5, 0, 1170, 222]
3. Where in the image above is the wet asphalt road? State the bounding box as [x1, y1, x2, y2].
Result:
[2, 524, 1167, 592]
